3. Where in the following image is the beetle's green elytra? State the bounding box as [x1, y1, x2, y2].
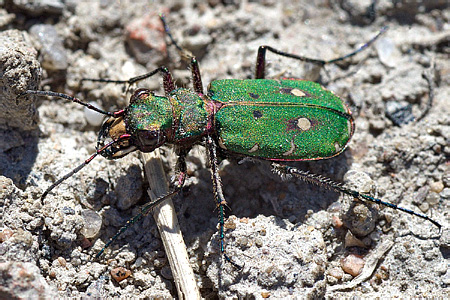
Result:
[210, 79, 353, 160]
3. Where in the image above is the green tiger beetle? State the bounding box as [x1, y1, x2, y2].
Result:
[22, 15, 441, 267]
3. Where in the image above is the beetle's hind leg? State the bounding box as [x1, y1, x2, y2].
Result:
[271, 162, 441, 230]
[254, 26, 387, 79]
[206, 136, 242, 269]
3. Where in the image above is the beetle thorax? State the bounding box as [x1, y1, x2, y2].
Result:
[170, 89, 209, 144]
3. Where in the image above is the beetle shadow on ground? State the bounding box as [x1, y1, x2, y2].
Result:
[0, 128, 39, 189]
[173, 150, 354, 247]
[227, 155, 352, 224]
[90, 165, 178, 266]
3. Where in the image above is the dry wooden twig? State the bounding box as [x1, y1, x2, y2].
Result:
[141, 150, 200, 299]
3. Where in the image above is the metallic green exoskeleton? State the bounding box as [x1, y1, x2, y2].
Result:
[115, 78, 353, 163]
[211, 79, 353, 160]
[25, 16, 439, 267]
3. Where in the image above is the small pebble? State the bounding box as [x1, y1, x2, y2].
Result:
[426, 192, 440, 206]
[29, 24, 68, 70]
[240, 217, 249, 224]
[441, 188, 450, 199]
[160, 266, 173, 280]
[341, 254, 365, 277]
[125, 12, 167, 66]
[80, 209, 102, 238]
[344, 231, 366, 248]
[134, 257, 145, 268]
[375, 37, 399, 68]
[57, 257, 66, 268]
[255, 238, 263, 248]
[80, 237, 92, 249]
[327, 202, 342, 213]
[84, 102, 105, 126]
[224, 218, 236, 229]
[369, 230, 381, 242]
[237, 237, 249, 248]
[0, 228, 14, 242]
[111, 267, 131, 282]
[331, 215, 343, 228]
[62, 206, 75, 215]
[375, 265, 389, 280]
[344, 203, 377, 237]
[419, 201, 429, 213]
[327, 267, 344, 280]
[429, 181, 444, 193]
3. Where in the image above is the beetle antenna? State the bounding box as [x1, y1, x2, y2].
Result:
[20, 90, 114, 116]
[272, 163, 442, 231]
[41, 139, 120, 201]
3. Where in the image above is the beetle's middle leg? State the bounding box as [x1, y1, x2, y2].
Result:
[206, 136, 242, 269]
[82, 15, 205, 95]
[81, 66, 176, 97]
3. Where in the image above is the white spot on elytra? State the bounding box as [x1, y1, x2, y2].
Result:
[291, 88, 306, 97]
[218, 137, 227, 150]
[297, 118, 311, 131]
[283, 138, 296, 156]
[248, 143, 259, 153]
[334, 141, 342, 152]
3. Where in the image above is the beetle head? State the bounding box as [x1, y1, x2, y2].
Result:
[96, 89, 171, 159]
[122, 88, 172, 153]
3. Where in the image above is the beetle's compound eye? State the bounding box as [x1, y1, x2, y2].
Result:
[130, 88, 154, 104]
[136, 130, 166, 152]
[97, 118, 114, 148]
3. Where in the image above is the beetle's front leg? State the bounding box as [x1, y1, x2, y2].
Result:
[172, 148, 188, 190]
[206, 136, 242, 269]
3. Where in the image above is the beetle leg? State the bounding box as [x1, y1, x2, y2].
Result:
[189, 57, 204, 95]
[255, 26, 388, 79]
[206, 136, 242, 269]
[95, 152, 189, 259]
[160, 14, 204, 94]
[95, 188, 180, 259]
[81, 66, 176, 97]
[271, 162, 441, 230]
[173, 148, 189, 189]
